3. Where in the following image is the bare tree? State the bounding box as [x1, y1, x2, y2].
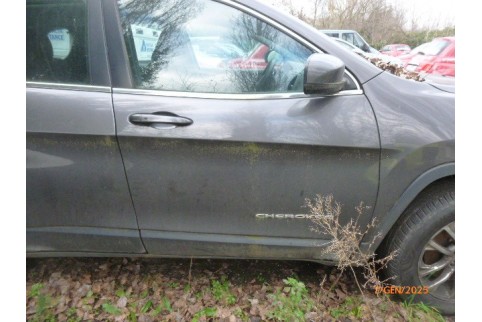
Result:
[312, 0, 325, 27]
[271, 0, 427, 48]
[118, 0, 203, 85]
[229, 13, 279, 52]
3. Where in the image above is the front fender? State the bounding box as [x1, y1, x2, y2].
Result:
[361, 162, 455, 253]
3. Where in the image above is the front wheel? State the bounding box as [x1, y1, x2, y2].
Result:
[380, 181, 455, 314]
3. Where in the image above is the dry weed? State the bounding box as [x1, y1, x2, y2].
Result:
[305, 194, 397, 291]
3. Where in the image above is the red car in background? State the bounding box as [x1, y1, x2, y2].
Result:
[398, 42, 431, 66]
[229, 43, 269, 70]
[379, 44, 411, 57]
[403, 37, 455, 77]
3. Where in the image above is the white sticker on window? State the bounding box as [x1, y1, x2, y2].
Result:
[131, 24, 161, 62]
[48, 29, 72, 60]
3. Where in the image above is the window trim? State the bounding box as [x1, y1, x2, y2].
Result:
[112, 87, 362, 99]
[87, 0, 112, 86]
[27, 81, 111, 93]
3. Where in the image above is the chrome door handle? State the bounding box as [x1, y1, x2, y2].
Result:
[129, 112, 193, 126]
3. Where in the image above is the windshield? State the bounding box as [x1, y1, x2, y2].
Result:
[421, 40, 450, 56]
[410, 43, 430, 54]
[335, 39, 356, 50]
[353, 33, 367, 49]
[396, 45, 410, 51]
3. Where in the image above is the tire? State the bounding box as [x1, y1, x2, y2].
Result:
[380, 180, 455, 315]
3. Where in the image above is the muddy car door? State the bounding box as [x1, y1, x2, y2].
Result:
[26, 0, 144, 254]
[106, 0, 380, 260]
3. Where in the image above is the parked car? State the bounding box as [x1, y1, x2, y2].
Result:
[228, 43, 269, 70]
[398, 42, 432, 66]
[331, 38, 402, 66]
[380, 44, 411, 57]
[331, 37, 365, 54]
[27, 0, 454, 314]
[319, 29, 379, 54]
[403, 37, 455, 77]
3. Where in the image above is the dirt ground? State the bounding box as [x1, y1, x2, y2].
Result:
[26, 257, 454, 321]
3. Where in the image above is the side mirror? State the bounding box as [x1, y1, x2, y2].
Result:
[304, 53, 346, 95]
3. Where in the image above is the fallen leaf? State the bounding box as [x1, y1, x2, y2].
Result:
[76, 284, 91, 298]
[335, 288, 346, 300]
[116, 296, 128, 308]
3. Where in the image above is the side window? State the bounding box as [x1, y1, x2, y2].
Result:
[342, 33, 354, 45]
[26, 0, 90, 84]
[117, 0, 313, 94]
[448, 47, 455, 58]
[352, 33, 366, 49]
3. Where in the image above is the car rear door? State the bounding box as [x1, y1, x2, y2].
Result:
[105, 0, 380, 260]
[27, 0, 144, 254]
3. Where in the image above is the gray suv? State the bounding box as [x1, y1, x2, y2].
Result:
[26, 0, 454, 313]
[319, 29, 379, 54]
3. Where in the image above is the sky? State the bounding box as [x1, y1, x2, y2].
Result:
[261, 0, 455, 29]
[387, 0, 455, 29]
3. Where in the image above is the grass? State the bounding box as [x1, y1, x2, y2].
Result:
[192, 307, 217, 322]
[402, 296, 446, 322]
[167, 282, 179, 288]
[101, 302, 121, 315]
[330, 296, 364, 319]
[65, 307, 82, 322]
[211, 276, 237, 306]
[151, 297, 173, 316]
[28, 283, 56, 322]
[267, 277, 314, 321]
[140, 300, 153, 313]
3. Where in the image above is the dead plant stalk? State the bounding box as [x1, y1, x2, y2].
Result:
[305, 194, 397, 316]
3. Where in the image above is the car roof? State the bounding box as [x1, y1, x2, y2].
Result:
[434, 36, 455, 42]
[333, 38, 357, 49]
[319, 29, 356, 33]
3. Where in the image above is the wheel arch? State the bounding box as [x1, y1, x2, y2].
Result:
[360, 163, 455, 254]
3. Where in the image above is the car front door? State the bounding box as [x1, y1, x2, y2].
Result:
[26, 0, 144, 254]
[106, 0, 380, 260]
